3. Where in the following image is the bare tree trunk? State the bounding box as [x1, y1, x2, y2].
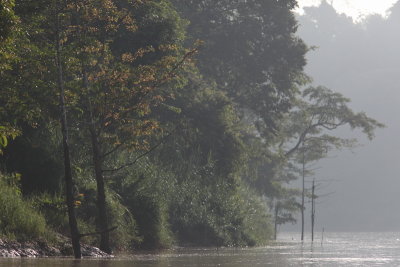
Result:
[311, 179, 315, 242]
[89, 127, 111, 254]
[55, 7, 81, 258]
[321, 227, 324, 246]
[83, 68, 112, 254]
[274, 202, 279, 241]
[301, 145, 305, 242]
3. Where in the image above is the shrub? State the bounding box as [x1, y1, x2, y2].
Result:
[112, 161, 175, 249]
[169, 170, 273, 247]
[75, 183, 140, 250]
[0, 173, 47, 240]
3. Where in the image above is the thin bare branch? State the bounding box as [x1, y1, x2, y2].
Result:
[101, 130, 174, 173]
[79, 226, 118, 238]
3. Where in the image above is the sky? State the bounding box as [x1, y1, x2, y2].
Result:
[296, 0, 398, 21]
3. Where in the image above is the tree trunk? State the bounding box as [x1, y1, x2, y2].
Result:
[83, 68, 112, 254]
[311, 179, 315, 242]
[89, 126, 111, 254]
[301, 145, 305, 242]
[274, 203, 279, 241]
[55, 10, 81, 259]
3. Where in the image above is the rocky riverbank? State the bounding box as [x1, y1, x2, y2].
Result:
[0, 237, 111, 258]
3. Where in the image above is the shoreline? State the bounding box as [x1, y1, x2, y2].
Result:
[0, 238, 111, 258]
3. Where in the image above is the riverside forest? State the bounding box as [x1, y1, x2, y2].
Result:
[0, 0, 384, 259]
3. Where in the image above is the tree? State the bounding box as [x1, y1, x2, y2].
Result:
[4, 0, 195, 251]
[54, 0, 82, 257]
[171, 0, 308, 133]
[279, 86, 384, 240]
[2, 0, 83, 257]
[59, 0, 193, 252]
[168, 2, 312, 242]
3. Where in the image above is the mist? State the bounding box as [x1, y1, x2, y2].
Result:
[285, 1, 400, 232]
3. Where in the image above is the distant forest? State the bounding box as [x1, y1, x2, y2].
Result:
[0, 0, 383, 255]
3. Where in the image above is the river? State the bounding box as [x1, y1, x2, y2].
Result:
[1, 232, 400, 266]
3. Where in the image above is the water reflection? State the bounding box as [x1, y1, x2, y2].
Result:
[72, 259, 84, 267]
[2, 233, 400, 266]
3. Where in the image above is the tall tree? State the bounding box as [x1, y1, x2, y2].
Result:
[61, 0, 192, 252]
[2, 0, 82, 256]
[54, 0, 81, 257]
[279, 86, 384, 240]
[168, 2, 312, 241]
[172, 0, 308, 132]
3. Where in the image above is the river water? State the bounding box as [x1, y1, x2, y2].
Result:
[1, 232, 400, 266]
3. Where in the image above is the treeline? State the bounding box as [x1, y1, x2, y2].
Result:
[0, 0, 382, 256]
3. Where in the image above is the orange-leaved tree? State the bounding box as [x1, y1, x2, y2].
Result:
[62, 0, 195, 253]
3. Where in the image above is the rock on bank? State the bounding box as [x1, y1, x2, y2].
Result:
[0, 238, 111, 258]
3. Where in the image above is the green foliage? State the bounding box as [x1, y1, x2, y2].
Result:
[172, 0, 309, 130]
[302, 86, 385, 139]
[168, 160, 272, 247]
[128, 189, 173, 249]
[238, 186, 273, 246]
[0, 173, 47, 240]
[0, 0, 17, 43]
[0, 126, 20, 154]
[281, 86, 385, 160]
[155, 72, 245, 180]
[30, 193, 69, 234]
[72, 181, 140, 250]
[109, 158, 175, 249]
[112, 0, 188, 64]
[106, 190, 141, 250]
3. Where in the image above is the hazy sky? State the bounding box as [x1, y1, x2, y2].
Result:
[296, 0, 398, 20]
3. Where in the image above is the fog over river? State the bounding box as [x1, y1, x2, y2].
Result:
[284, 1, 400, 233]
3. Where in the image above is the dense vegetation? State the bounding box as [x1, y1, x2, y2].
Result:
[0, 0, 382, 256]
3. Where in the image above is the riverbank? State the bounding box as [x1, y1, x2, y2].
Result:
[0, 237, 111, 258]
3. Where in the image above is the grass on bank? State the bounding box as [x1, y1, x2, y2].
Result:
[0, 173, 47, 241]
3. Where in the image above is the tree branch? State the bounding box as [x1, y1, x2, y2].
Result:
[101, 143, 124, 159]
[285, 129, 308, 157]
[131, 48, 198, 110]
[79, 226, 118, 238]
[101, 130, 174, 173]
[284, 117, 347, 157]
